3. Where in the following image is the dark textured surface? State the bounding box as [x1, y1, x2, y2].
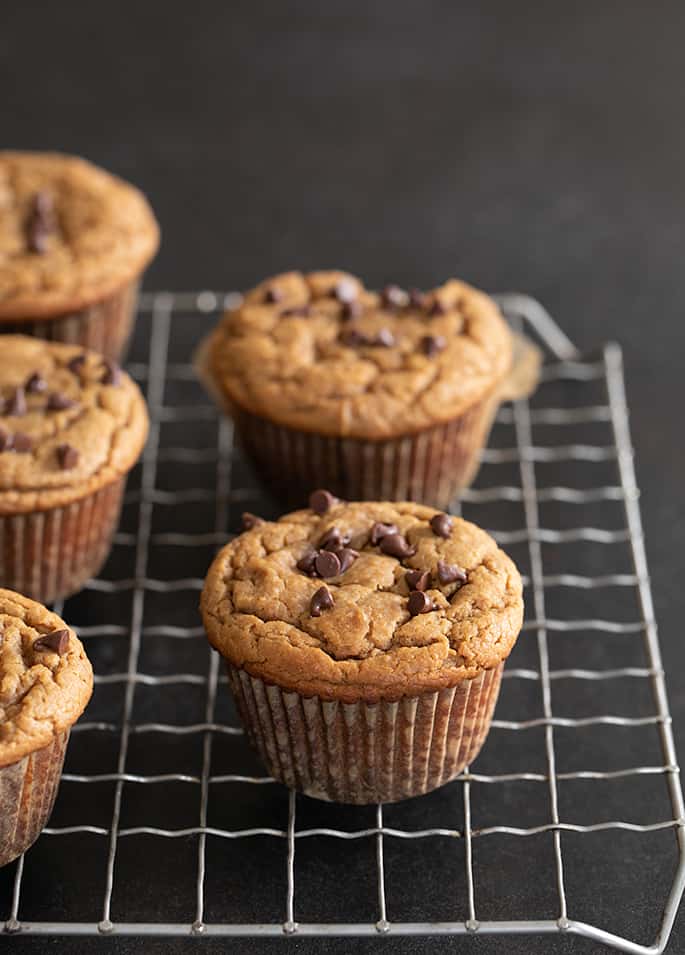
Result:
[2, 1, 685, 952]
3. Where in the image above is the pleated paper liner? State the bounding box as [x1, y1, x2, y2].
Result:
[226, 662, 503, 804]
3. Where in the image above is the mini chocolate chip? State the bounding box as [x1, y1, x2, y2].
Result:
[334, 279, 357, 304]
[34, 628, 70, 654]
[27, 191, 54, 254]
[5, 387, 26, 416]
[101, 359, 122, 386]
[339, 327, 368, 347]
[380, 533, 416, 559]
[57, 443, 79, 469]
[309, 489, 338, 514]
[430, 513, 453, 538]
[265, 287, 283, 304]
[382, 284, 409, 309]
[437, 560, 468, 585]
[315, 550, 342, 578]
[408, 590, 433, 616]
[370, 522, 398, 546]
[406, 569, 431, 591]
[421, 335, 447, 357]
[283, 305, 311, 317]
[242, 512, 264, 531]
[341, 299, 362, 321]
[319, 526, 350, 552]
[0, 427, 9, 451]
[25, 372, 47, 394]
[47, 392, 76, 411]
[409, 288, 428, 309]
[338, 547, 359, 573]
[428, 297, 446, 316]
[373, 328, 396, 348]
[296, 551, 318, 576]
[67, 353, 86, 373]
[11, 431, 32, 452]
[310, 585, 334, 617]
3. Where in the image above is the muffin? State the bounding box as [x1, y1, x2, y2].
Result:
[198, 270, 523, 509]
[201, 497, 523, 804]
[0, 589, 93, 866]
[0, 335, 148, 603]
[0, 151, 159, 359]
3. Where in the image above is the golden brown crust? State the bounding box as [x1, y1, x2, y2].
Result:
[201, 271, 513, 440]
[0, 588, 93, 766]
[0, 336, 148, 514]
[0, 152, 159, 319]
[201, 501, 523, 702]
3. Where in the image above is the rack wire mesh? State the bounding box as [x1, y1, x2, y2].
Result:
[1, 291, 683, 953]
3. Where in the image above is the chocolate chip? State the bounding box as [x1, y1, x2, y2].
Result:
[57, 443, 79, 469]
[430, 513, 453, 538]
[406, 569, 431, 591]
[309, 489, 338, 514]
[437, 560, 468, 585]
[11, 432, 32, 452]
[337, 547, 359, 573]
[421, 335, 447, 357]
[101, 359, 122, 386]
[67, 353, 86, 374]
[341, 299, 362, 321]
[25, 372, 47, 394]
[382, 284, 409, 309]
[5, 387, 26, 416]
[47, 392, 76, 411]
[296, 551, 318, 576]
[283, 305, 311, 317]
[315, 550, 341, 578]
[339, 327, 368, 347]
[408, 590, 433, 616]
[409, 288, 428, 309]
[310, 586, 334, 617]
[242, 512, 264, 531]
[34, 628, 70, 654]
[264, 287, 283, 304]
[370, 522, 398, 546]
[319, 526, 350, 552]
[373, 328, 396, 348]
[428, 297, 446, 316]
[0, 427, 9, 451]
[334, 279, 357, 304]
[380, 533, 416, 559]
[26, 191, 54, 254]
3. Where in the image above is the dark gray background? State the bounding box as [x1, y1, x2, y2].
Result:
[2, 1, 684, 952]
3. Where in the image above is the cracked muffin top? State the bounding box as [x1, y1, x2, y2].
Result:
[200, 270, 513, 439]
[0, 588, 93, 766]
[0, 151, 159, 319]
[201, 497, 523, 702]
[0, 336, 148, 514]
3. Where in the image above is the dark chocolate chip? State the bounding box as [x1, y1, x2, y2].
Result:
[437, 560, 468, 586]
[339, 327, 368, 347]
[341, 299, 362, 321]
[319, 526, 350, 552]
[373, 328, 396, 348]
[406, 569, 431, 591]
[380, 533, 416, 559]
[34, 628, 70, 654]
[334, 279, 357, 304]
[67, 353, 86, 373]
[283, 305, 311, 317]
[337, 547, 359, 573]
[57, 443, 79, 469]
[409, 288, 428, 309]
[0, 427, 9, 451]
[25, 372, 47, 394]
[242, 512, 264, 531]
[296, 551, 318, 576]
[264, 287, 283, 304]
[101, 359, 122, 386]
[47, 392, 76, 411]
[315, 550, 342, 578]
[310, 585, 334, 617]
[5, 387, 26, 416]
[421, 335, 447, 357]
[309, 489, 338, 514]
[26, 191, 54, 254]
[382, 284, 409, 309]
[430, 513, 453, 538]
[370, 522, 398, 546]
[428, 297, 446, 316]
[408, 590, 433, 616]
[11, 431, 32, 452]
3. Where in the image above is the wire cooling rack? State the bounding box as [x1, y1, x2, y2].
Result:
[1, 291, 684, 954]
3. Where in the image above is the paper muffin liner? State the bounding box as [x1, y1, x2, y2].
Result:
[0, 477, 125, 604]
[232, 390, 500, 510]
[225, 662, 503, 804]
[0, 279, 140, 361]
[0, 730, 69, 867]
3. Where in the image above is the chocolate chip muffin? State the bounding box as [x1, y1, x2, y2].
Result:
[198, 270, 517, 509]
[0, 151, 159, 359]
[0, 335, 148, 602]
[0, 588, 93, 866]
[201, 495, 523, 804]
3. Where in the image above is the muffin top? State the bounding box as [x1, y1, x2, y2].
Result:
[0, 151, 159, 319]
[201, 497, 523, 702]
[0, 588, 93, 766]
[0, 336, 148, 513]
[202, 270, 512, 439]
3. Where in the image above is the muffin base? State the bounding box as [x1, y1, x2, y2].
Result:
[0, 477, 125, 604]
[226, 662, 503, 804]
[0, 279, 140, 361]
[0, 731, 68, 867]
[232, 390, 500, 510]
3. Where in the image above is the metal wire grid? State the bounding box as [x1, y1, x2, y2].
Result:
[1, 291, 683, 953]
